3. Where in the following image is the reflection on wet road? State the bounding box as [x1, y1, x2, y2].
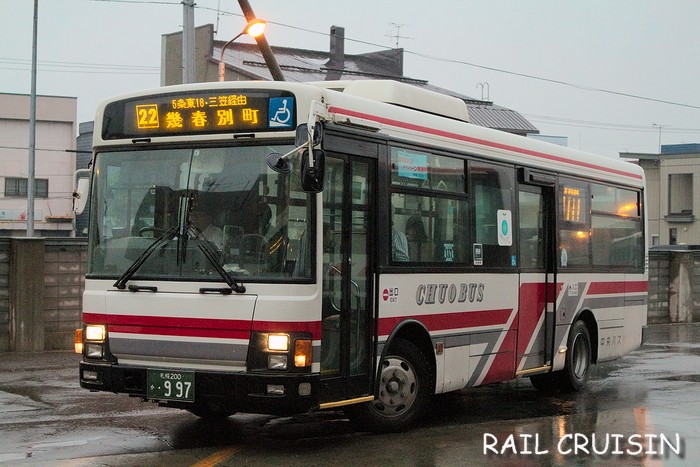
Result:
[0, 323, 698, 465]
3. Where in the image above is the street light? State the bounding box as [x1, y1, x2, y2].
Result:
[218, 18, 267, 82]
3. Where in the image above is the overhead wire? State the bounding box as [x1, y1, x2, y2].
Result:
[7, 0, 700, 128]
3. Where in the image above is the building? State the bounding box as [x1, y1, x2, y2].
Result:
[161, 24, 539, 136]
[0, 93, 77, 237]
[624, 143, 700, 246]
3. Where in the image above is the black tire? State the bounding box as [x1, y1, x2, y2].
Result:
[345, 338, 432, 433]
[560, 320, 592, 392]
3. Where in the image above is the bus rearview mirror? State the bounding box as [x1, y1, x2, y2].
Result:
[300, 149, 325, 193]
[295, 122, 323, 147]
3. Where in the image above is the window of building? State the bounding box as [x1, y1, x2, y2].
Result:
[4, 177, 49, 198]
[668, 173, 693, 215]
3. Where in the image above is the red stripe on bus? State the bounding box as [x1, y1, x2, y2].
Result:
[328, 106, 643, 181]
[587, 281, 648, 295]
[378, 308, 513, 336]
[83, 312, 322, 339]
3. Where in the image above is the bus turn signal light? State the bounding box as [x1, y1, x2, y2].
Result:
[74, 328, 83, 354]
[294, 339, 312, 367]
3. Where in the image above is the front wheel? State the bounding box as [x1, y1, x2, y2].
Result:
[345, 338, 432, 433]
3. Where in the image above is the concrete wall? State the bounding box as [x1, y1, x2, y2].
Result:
[648, 248, 700, 324]
[0, 237, 86, 352]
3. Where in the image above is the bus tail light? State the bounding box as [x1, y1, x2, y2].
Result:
[294, 339, 312, 368]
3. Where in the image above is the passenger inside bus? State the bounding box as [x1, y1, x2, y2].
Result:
[392, 226, 410, 262]
[405, 215, 430, 261]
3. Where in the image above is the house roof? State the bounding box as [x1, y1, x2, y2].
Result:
[214, 40, 539, 135]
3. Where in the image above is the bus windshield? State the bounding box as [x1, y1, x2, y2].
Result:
[87, 144, 313, 282]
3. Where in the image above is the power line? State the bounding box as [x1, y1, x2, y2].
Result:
[524, 114, 700, 134]
[0, 57, 159, 75]
[11, 1, 700, 112]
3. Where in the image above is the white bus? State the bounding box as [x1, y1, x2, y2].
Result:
[75, 80, 647, 432]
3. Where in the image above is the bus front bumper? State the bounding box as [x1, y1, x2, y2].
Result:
[79, 360, 319, 416]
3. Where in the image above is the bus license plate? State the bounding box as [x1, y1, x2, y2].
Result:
[147, 369, 195, 402]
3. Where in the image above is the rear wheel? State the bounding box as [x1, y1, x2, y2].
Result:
[530, 320, 592, 394]
[345, 338, 432, 433]
[561, 320, 592, 392]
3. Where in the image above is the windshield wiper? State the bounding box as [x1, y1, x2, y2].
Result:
[187, 225, 246, 294]
[113, 226, 178, 290]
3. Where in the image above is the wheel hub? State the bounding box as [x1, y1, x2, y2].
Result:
[373, 356, 417, 416]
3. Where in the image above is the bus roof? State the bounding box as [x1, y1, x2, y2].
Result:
[93, 80, 644, 187]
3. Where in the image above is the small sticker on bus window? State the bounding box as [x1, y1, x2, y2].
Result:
[497, 210, 512, 246]
[473, 243, 483, 266]
[443, 243, 454, 262]
[396, 149, 428, 180]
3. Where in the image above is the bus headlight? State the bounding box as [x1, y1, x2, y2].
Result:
[268, 354, 288, 370]
[85, 324, 106, 342]
[249, 331, 312, 373]
[85, 343, 104, 359]
[267, 334, 289, 351]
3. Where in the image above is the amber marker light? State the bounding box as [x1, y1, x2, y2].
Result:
[294, 339, 312, 367]
[74, 328, 83, 354]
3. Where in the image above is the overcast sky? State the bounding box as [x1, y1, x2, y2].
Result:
[2, 0, 699, 157]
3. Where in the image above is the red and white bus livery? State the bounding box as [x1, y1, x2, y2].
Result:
[75, 80, 647, 432]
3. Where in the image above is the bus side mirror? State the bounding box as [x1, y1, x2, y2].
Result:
[73, 169, 91, 215]
[300, 149, 325, 193]
[295, 122, 323, 147]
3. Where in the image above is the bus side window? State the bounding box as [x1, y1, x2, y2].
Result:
[471, 161, 515, 268]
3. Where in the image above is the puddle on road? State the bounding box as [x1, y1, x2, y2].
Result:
[0, 390, 50, 413]
[655, 374, 700, 383]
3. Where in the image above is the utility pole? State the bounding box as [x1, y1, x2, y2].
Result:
[27, 0, 38, 237]
[237, 0, 284, 81]
[182, 0, 195, 83]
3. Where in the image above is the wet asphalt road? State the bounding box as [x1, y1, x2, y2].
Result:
[0, 323, 698, 466]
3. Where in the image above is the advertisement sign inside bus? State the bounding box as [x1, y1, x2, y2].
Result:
[101, 89, 296, 139]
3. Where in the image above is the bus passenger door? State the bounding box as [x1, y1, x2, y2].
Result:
[319, 155, 374, 404]
[517, 179, 556, 374]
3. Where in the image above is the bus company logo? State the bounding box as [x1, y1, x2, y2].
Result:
[382, 288, 399, 303]
[416, 283, 485, 306]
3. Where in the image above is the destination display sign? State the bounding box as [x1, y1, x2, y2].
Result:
[102, 89, 296, 139]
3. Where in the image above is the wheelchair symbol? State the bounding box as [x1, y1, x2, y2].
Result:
[268, 97, 294, 128]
